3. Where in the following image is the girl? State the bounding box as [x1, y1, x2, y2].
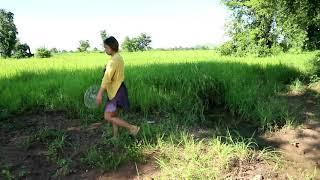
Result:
[96, 36, 140, 138]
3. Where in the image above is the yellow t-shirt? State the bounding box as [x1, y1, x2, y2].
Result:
[101, 53, 125, 100]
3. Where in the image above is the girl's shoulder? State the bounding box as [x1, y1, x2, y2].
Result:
[112, 53, 123, 61]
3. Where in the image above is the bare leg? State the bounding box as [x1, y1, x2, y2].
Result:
[104, 112, 140, 136]
[112, 123, 118, 138]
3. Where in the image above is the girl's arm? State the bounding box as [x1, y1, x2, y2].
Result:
[97, 61, 117, 106]
[96, 87, 104, 106]
[101, 61, 116, 89]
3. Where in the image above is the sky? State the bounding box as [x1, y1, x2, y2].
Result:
[1, 0, 229, 51]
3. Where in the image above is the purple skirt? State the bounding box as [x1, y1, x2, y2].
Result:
[105, 82, 130, 112]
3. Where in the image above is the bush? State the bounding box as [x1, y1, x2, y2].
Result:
[13, 43, 33, 59]
[50, 48, 59, 53]
[270, 45, 284, 56]
[312, 52, 320, 76]
[218, 41, 235, 56]
[13, 50, 26, 59]
[36, 47, 52, 58]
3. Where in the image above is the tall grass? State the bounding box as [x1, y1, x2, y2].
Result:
[0, 50, 316, 127]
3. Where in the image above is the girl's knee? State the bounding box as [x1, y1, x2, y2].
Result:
[104, 112, 116, 122]
[104, 113, 111, 122]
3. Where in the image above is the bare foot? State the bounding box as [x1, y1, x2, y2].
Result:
[129, 126, 140, 136]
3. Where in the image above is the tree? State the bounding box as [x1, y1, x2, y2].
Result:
[121, 36, 136, 52]
[50, 48, 59, 53]
[220, 0, 320, 56]
[136, 33, 152, 51]
[276, 0, 320, 51]
[100, 30, 109, 41]
[121, 33, 152, 52]
[0, 9, 18, 58]
[13, 43, 33, 59]
[78, 40, 90, 52]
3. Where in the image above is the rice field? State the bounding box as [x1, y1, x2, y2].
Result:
[0, 50, 316, 126]
[0, 50, 319, 179]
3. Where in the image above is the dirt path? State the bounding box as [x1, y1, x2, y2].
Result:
[262, 83, 320, 179]
[0, 112, 160, 179]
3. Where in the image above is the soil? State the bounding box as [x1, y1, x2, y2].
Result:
[0, 111, 160, 180]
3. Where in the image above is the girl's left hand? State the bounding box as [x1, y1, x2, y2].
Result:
[96, 94, 102, 106]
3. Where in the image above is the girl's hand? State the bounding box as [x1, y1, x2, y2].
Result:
[96, 94, 102, 106]
[96, 87, 105, 107]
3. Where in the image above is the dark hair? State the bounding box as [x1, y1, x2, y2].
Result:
[103, 36, 119, 52]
